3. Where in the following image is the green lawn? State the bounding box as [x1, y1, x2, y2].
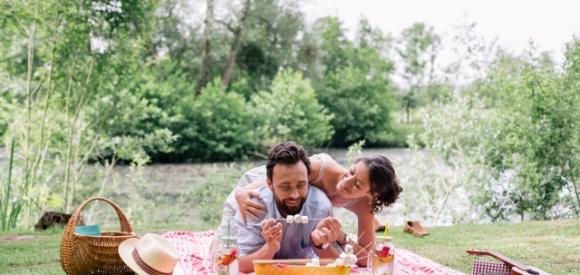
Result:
[390, 219, 580, 274]
[0, 220, 578, 274]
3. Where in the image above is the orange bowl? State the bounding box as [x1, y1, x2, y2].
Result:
[253, 259, 350, 275]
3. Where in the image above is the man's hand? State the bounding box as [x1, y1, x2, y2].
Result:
[235, 188, 266, 224]
[238, 218, 282, 273]
[261, 218, 282, 253]
[310, 217, 342, 247]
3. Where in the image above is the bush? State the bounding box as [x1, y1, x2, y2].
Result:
[483, 45, 579, 219]
[417, 40, 580, 221]
[176, 79, 259, 161]
[319, 66, 396, 146]
[375, 122, 423, 147]
[251, 69, 333, 150]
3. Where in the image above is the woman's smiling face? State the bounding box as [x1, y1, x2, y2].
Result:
[336, 161, 372, 199]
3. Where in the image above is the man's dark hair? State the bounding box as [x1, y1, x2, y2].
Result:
[266, 141, 311, 180]
[357, 155, 403, 213]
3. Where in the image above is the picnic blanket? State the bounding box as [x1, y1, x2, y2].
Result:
[162, 230, 464, 275]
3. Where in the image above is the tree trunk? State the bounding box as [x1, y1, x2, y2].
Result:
[195, 0, 214, 96]
[405, 102, 410, 124]
[427, 53, 436, 100]
[570, 173, 579, 216]
[222, 0, 252, 88]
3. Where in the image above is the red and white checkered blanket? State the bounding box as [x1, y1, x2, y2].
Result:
[162, 231, 465, 275]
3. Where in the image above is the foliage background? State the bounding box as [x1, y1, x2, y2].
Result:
[0, 0, 577, 231]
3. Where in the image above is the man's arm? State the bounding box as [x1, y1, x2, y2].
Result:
[237, 218, 282, 273]
[238, 242, 278, 273]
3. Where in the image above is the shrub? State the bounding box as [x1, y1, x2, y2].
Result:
[417, 40, 580, 221]
[176, 79, 259, 161]
[319, 66, 396, 146]
[251, 69, 333, 150]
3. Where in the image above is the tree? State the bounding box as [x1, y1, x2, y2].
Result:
[312, 17, 351, 75]
[397, 22, 441, 123]
[195, 0, 215, 95]
[316, 17, 396, 146]
[220, 0, 252, 88]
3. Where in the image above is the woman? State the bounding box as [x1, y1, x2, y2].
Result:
[218, 152, 402, 266]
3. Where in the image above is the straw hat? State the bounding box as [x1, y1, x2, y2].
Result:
[118, 233, 185, 275]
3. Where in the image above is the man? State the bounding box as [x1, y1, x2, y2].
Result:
[235, 142, 345, 273]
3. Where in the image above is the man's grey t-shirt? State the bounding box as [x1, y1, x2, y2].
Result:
[234, 185, 333, 259]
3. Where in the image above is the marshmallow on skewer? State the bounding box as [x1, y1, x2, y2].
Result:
[339, 252, 348, 262]
[312, 258, 320, 266]
[306, 257, 320, 267]
[282, 214, 309, 224]
[294, 215, 302, 224]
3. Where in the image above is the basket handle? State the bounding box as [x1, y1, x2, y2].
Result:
[69, 197, 134, 233]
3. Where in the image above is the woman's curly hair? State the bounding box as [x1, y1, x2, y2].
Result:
[357, 155, 403, 214]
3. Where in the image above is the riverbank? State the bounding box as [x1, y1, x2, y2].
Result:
[1, 219, 578, 274]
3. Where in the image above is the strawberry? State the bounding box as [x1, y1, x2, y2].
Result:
[229, 248, 237, 258]
[217, 255, 234, 265]
[378, 246, 390, 257]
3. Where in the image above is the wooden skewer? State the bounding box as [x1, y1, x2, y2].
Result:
[357, 254, 372, 261]
[357, 230, 367, 241]
[253, 258, 335, 265]
[258, 218, 321, 225]
[275, 218, 323, 222]
[354, 241, 375, 257]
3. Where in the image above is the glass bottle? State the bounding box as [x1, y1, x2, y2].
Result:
[212, 236, 239, 275]
[368, 236, 395, 275]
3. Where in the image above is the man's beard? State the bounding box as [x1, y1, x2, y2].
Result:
[273, 192, 306, 216]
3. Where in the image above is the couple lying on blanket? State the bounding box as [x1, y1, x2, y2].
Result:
[216, 141, 402, 273]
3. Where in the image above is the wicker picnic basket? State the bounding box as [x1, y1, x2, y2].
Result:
[60, 197, 136, 275]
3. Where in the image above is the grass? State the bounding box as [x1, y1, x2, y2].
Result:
[0, 220, 578, 274]
[387, 219, 580, 274]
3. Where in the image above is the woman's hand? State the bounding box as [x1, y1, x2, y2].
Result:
[311, 217, 342, 246]
[235, 188, 266, 224]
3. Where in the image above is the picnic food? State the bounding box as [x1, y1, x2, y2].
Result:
[371, 236, 395, 275]
[216, 248, 237, 265]
[334, 244, 357, 267]
[213, 236, 239, 275]
[283, 214, 309, 224]
[254, 259, 351, 275]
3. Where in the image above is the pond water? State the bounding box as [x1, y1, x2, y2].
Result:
[0, 147, 474, 230]
[96, 147, 471, 229]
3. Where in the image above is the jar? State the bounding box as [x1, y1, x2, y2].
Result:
[368, 236, 395, 275]
[212, 236, 239, 275]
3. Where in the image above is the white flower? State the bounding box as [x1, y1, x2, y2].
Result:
[90, 35, 109, 54]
